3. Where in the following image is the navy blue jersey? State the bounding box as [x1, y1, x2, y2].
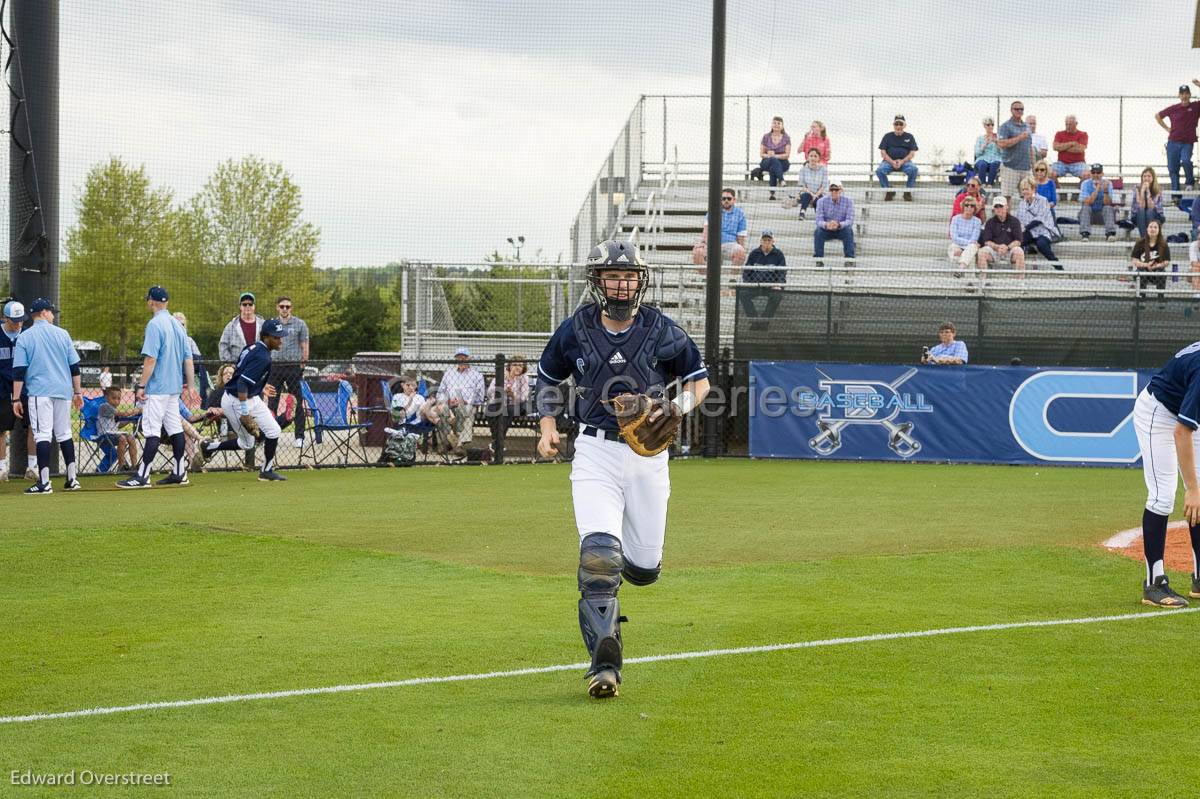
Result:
[1148, 340, 1200, 428]
[0, 327, 18, 396]
[538, 304, 706, 430]
[225, 342, 273, 400]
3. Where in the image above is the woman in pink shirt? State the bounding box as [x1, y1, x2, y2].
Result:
[798, 120, 830, 166]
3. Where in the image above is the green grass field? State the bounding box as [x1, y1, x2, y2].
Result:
[2, 460, 1198, 797]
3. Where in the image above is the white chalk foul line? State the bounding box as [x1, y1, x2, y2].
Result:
[2, 607, 1196, 725]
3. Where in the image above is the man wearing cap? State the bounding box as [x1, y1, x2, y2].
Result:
[976, 196, 1025, 282]
[813, 179, 856, 266]
[218, 292, 264, 363]
[0, 299, 36, 481]
[997, 100, 1035, 203]
[10, 299, 83, 494]
[874, 115, 919, 201]
[1079, 164, 1117, 242]
[117, 286, 196, 489]
[1155, 80, 1200, 196]
[194, 319, 287, 481]
[740, 230, 787, 330]
[430, 347, 486, 455]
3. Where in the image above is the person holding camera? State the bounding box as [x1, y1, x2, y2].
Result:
[921, 322, 968, 365]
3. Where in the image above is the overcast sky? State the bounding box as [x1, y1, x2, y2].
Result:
[45, 1, 1200, 267]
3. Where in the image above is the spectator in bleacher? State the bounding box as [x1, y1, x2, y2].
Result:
[1131, 167, 1166, 238]
[486, 356, 530, 450]
[799, 120, 830, 166]
[1027, 115, 1049, 163]
[813, 179, 855, 266]
[740, 231, 786, 329]
[1016, 178, 1062, 268]
[432, 346, 486, 454]
[218, 292, 263, 363]
[951, 177, 986, 222]
[795, 148, 829, 220]
[1189, 236, 1200, 292]
[1049, 116, 1089, 182]
[1130, 219, 1169, 299]
[1154, 80, 1200, 196]
[977, 196, 1025, 279]
[751, 117, 791, 201]
[974, 118, 1002, 186]
[997, 101, 1034, 203]
[692, 188, 748, 269]
[1033, 161, 1057, 208]
[875, 115, 919, 201]
[948, 197, 982, 277]
[1078, 163, 1117, 242]
[921, 322, 968, 365]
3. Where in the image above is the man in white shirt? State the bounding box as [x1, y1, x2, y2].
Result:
[1027, 115, 1049, 163]
[428, 347, 486, 453]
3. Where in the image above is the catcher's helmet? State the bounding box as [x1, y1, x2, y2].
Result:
[586, 239, 649, 321]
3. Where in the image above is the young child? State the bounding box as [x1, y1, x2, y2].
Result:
[97, 386, 139, 472]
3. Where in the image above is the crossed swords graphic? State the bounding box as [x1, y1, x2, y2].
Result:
[807, 367, 923, 458]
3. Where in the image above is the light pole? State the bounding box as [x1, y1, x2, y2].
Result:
[507, 235, 526, 329]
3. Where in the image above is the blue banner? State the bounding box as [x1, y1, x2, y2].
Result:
[747, 362, 1153, 466]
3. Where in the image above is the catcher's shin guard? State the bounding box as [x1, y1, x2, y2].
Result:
[578, 532, 625, 675]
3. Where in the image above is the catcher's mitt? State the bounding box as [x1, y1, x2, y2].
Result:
[607, 393, 682, 457]
[240, 414, 261, 437]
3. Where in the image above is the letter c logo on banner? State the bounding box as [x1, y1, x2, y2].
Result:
[1009, 371, 1140, 463]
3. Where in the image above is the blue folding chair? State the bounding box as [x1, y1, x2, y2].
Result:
[79, 395, 119, 474]
[299, 380, 372, 466]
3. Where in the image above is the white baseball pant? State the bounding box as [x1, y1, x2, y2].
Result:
[27, 396, 72, 443]
[140, 394, 183, 438]
[1134, 389, 1200, 516]
[220, 393, 281, 449]
[569, 429, 671, 570]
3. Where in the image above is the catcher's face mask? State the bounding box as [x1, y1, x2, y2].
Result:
[590, 268, 647, 322]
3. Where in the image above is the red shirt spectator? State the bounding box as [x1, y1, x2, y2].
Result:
[951, 179, 986, 222]
[798, 121, 830, 165]
[1053, 127, 1088, 164]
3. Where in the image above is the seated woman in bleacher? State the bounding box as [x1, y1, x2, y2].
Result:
[974, 118, 1002, 186]
[951, 177, 986, 221]
[794, 148, 829, 220]
[1015, 178, 1062, 268]
[1033, 161, 1057, 208]
[751, 116, 791, 201]
[1131, 220, 1170, 299]
[1131, 167, 1165, 238]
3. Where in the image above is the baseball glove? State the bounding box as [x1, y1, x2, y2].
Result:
[607, 393, 682, 457]
[240, 414, 261, 437]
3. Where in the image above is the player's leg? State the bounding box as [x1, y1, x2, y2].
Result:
[287, 367, 306, 445]
[156, 397, 188, 485]
[1188, 426, 1200, 599]
[619, 448, 672, 586]
[25, 396, 54, 493]
[199, 394, 256, 466]
[122, 395, 166, 487]
[570, 435, 628, 697]
[1133, 390, 1188, 606]
[52, 398, 79, 490]
[249, 396, 284, 480]
[0, 397, 12, 479]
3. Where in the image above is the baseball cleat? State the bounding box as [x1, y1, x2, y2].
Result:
[24, 482, 52, 495]
[258, 470, 287, 482]
[1190, 576, 1200, 599]
[63, 479, 82, 491]
[156, 473, 189, 487]
[1143, 576, 1189, 608]
[115, 476, 152, 489]
[587, 668, 621, 699]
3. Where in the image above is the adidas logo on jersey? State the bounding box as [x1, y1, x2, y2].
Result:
[608, 351, 627, 366]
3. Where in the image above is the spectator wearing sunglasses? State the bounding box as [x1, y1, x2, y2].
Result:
[219, 291, 265, 363]
[692, 189, 748, 269]
[875, 114, 919, 201]
[268, 296, 310, 448]
[997, 101, 1035, 203]
[1032, 160, 1057, 208]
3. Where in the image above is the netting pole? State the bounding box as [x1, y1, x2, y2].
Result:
[7, 0, 59, 477]
[703, 0, 726, 458]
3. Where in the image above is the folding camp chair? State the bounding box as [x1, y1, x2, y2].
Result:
[79, 395, 119, 474]
[299, 380, 372, 466]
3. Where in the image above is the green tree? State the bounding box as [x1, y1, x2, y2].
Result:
[178, 156, 329, 344]
[61, 158, 180, 359]
[320, 284, 397, 357]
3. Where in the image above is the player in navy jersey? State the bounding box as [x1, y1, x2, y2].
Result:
[194, 319, 287, 481]
[536, 239, 710, 698]
[1133, 340, 1200, 606]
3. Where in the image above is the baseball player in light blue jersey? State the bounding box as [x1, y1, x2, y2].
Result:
[10, 298, 82, 495]
[118, 286, 196, 489]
